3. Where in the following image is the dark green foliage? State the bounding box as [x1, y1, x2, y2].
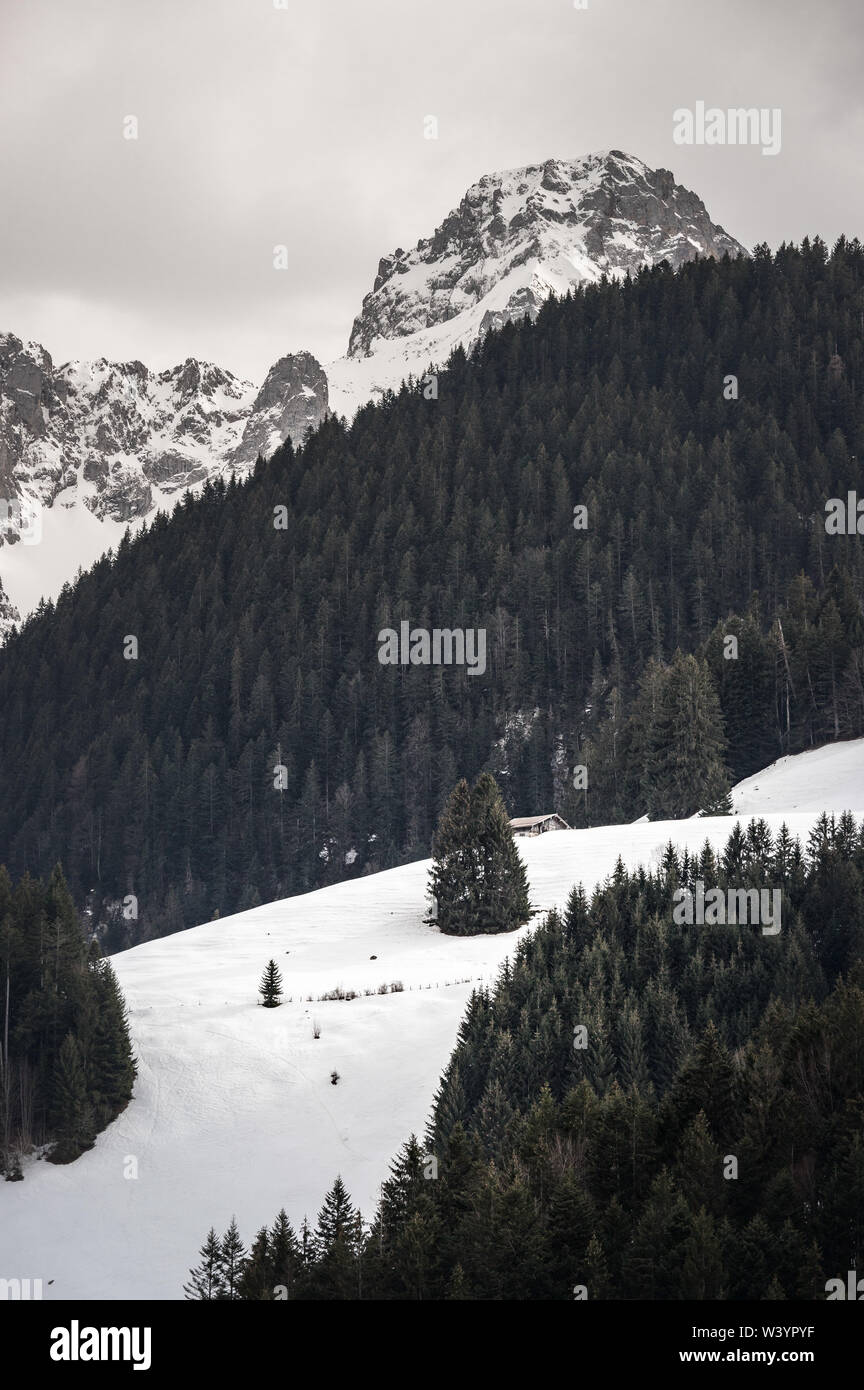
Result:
[259, 958, 283, 1008]
[237, 1227, 272, 1300]
[219, 1218, 246, 1301]
[0, 864, 136, 1174]
[191, 817, 864, 1299]
[2, 243, 864, 937]
[632, 651, 731, 818]
[184, 1228, 225, 1300]
[268, 1209, 300, 1298]
[49, 1033, 93, 1164]
[429, 773, 531, 934]
[88, 960, 137, 1128]
[302, 1177, 362, 1300]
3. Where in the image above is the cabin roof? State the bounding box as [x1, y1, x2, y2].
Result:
[509, 813, 569, 829]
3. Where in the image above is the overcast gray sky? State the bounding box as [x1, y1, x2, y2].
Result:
[1, 0, 862, 383]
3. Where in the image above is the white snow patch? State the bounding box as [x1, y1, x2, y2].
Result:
[729, 738, 864, 816]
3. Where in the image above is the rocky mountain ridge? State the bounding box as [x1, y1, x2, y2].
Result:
[1, 149, 745, 637]
[344, 149, 746, 360]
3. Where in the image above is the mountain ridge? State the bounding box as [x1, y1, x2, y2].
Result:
[0, 149, 745, 636]
[346, 149, 747, 359]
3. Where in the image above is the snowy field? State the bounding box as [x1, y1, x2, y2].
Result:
[2, 740, 863, 1300]
[729, 739, 864, 815]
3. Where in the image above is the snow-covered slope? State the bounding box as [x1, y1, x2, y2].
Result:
[730, 739, 864, 815]
[2, 742, 861, 1301]
[326, 149, 746, 417]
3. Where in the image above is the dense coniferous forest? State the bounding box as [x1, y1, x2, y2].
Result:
[1, 239, 863, 941]
[0, 865, 136, 1176]
[186, 815, 864, 1299]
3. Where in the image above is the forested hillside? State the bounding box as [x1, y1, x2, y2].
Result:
[190, 815, 864, 1299]
[1, 239, 863, 941]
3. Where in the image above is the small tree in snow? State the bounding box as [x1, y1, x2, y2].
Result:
[259, 959, 283, 1008]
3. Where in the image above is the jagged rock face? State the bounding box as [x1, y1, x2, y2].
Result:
[230, 352, 329, 467]
[346, 150, 746, 359]
[0, 335, 254, 525]
[0, 333, 328, 641]
[0, 336, 329, 530]
[0, 575, 20, 633]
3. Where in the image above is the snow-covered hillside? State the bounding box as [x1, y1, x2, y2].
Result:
[729, 739, 864, 815]
[2, 741, 862, 1301]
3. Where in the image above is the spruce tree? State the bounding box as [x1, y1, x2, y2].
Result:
[219, 1217, 247, 1300]
[259, 959, 283, 1008]
[48, 1033, 94, 1164]
[306, 1176, 360, 1299]
[184, 1228, 225, 1300]
[641, 652, 731, 819]
[470, 772, 531, 933]
[428, 775, 530, 936]
[88, 958, 136, 1126]
[268, 1208, 300, 1297]
[237, 1227, 272, 1300]
[427, 779, 473, 933]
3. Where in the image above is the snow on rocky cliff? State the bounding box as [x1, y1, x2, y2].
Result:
[0, 336, 328, 638]
[325, 149, 746, 415]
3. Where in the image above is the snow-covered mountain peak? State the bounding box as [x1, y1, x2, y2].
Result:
[344, 149, 747, 363]
[0, 337, 328, 638]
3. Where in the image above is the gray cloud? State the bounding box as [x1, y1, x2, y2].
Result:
[1, 0, 861, 382]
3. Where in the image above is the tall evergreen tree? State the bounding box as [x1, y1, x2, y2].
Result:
[259, 959, 283, 1008]
[219, 1217, 247, 1300]
[48, 1033, 94, 1164]
[428, 775, 530, 936]
[184, 1228, 225, 1300]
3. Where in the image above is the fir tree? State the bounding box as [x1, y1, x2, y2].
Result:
[469, 772, 531, 933]
[219, 1217, 247, 1300]
[427, 779, 474, 934]
[184, 1228, 225, 1300]
[268, 1208, 300, 1298]
[88, 958, 136, 1126]
[238, 1227, 272, 1300]
[48, 1033, 94, 1164]
[306, 1176, 360, 1299]
[259, 959, 283, 1008]
[641, 652, 731, 819]
[428, 775, 530, 936]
